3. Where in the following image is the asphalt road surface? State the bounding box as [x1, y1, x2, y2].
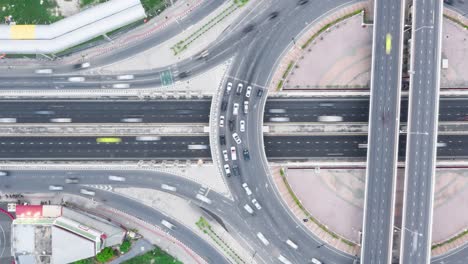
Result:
[360, 0, 405, 263]
[4, 97, 468, 123]
[400, 0, 443, 263]
[0, 135, 466, 160]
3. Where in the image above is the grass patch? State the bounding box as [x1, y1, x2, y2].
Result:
[0, 0, 62, 24]
[196, 217, 246, 264]
[432, 229, 468, 250]
[276, 80, 284, 91]
[172, 2, 240, 55]
[301, 9, 363, 49]
[282, 61, 294, 79]
[279, 168, 356, 247]
[122, 246, 182, 264]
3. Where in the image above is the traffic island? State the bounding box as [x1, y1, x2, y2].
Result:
[271, 165, 468, 256]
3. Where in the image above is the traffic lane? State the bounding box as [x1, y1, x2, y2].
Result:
[401, 0, 442, 262]
[0, 135, 468, 160]
[4, 97, 468, 123]
[0, 136, 211, 160]
[0, 100, 211, 123]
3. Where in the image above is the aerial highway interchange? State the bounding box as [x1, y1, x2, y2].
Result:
[1, 0, 468, 264]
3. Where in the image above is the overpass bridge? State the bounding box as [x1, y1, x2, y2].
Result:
[400, 0, 444, 263]
[360, 0, 405, 263]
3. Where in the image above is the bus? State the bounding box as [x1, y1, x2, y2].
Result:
[386, 33, 392, 54]
[96, 137, 122, 143]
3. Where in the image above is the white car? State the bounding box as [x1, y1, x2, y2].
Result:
[80, 189, 95, 196]
[232, 133, 242, 144]
[230, 146, 237, 160]
[245, 86, 252, 97]
[219, 115, 225, 128]
[243, 101, 249, 114]
[233, 103, 239, 115]
[226, 82, 233, 94]
[224, 164, 231, 177]
[251, 199, 262, 210]
[240, 120, 245, 132]
[49, 185, 63, 191]
[311, 258, 322, 264]
[242, 183, 252, 196]
[222, 150, 229, 162]
[112, 83, 130, 89]
[0, 171, 8, 176]
[50, 118, 72, 123]
[244, 204, 254, 214]
[68, 76, 85, 82]
[117, 74, 134, 80]
[35, 69, 53, 74]
[65, 178, 79, 184]
[108, 175, 126, 182]
[121, 118, 142, 123]
[80, 62, 91, 68]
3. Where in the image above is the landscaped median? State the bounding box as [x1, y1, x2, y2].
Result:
[171, 0, 249, 55]
[196, 217, 246, 264]
[279, 167, 357, 248]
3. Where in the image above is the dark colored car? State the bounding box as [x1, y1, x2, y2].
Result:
[243, 149, 250, 161]
[229, 119, 235, 132]
[220, 135, 226, 145]
[257, 89, 264, 97]
[221, 101, 228, 112]
[232, 165, 240, 176]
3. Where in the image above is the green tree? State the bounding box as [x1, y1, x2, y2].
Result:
[96, 247, 115, 263]
[120, 240, 131, 253]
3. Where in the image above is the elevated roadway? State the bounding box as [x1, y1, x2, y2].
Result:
[400, 0, 444, 263]
[361, 0, 405, 263]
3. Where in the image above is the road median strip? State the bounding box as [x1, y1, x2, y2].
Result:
[196, 217, 246, 264]
[171, 0, 246, 55]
